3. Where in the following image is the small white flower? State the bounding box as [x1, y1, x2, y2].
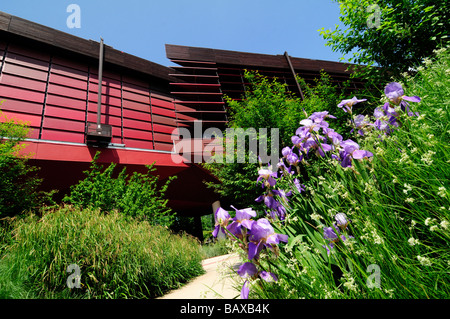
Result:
[408, 237, 420, 246]
[403, 184, 412, 194]
[430, 225, 439, 232]
[425, 217, 436, 226]
[438, 187, 446, 198]
[405, 197, 415, 203]
[417, 255, 432, 266]
[440, 220, 449, 230]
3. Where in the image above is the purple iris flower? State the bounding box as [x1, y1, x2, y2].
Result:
[237, 262, 258, 279]
[338, 139, 373, 167]
[286, 152, 300, 166]
[212, 207, 231, 239]
[384, 82, 421, 106]
[324, 128, 343, 146]
[384, 82, 421, 116]
[351, 114, 371, 136]
[241, 280, 250, 299]
[272, 189, 292, 202]
[337, 97, 367, 113]
[257, 167, 278, 188]
[323, 226, 340, 242]
[293, 178, 306, 193]
[227, 206, 256, 237]
[247, 218, 288, 260]
[334, 213, 350, 230]
[282, 146, 292, 157]
[309, 111, 336, 122]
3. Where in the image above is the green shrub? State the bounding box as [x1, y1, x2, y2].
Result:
[0, 205, 205, 299]
[63, 152, 176, 227]
[0, 105, 53, 218]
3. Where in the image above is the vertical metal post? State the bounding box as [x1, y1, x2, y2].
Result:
[284, 51, 304, 100]
[97, 38, 104, 127]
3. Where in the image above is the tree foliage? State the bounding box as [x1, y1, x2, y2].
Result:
[320, 0, 450, 80]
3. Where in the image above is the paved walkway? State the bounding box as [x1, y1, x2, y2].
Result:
[159, 254, 243, 299]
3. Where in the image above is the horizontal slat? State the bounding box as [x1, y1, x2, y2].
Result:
[46, 94, 87, 110]
[123, 139, 153, 150]
[43, 117, 85, 132]
[0, 84, 45, 103]
[151, 106, 176, 118]
[49, 73, 87, 90]
[87, 102, 122, 117]
[154, 132, 174, 143]
[51, 63, 88, 81]
[154, 142, 173, 152]
[153, 124, 177, 135]
[122, 99, 150, 113]
[88, 92, 121, 107]
[123, 81, 149, 95]
[170, 83, 220, 87]
[0, 110, 41, 127]
[123, 128, 152, 141]
[88, 83, 122, 97]
[175, 101, 224, 105]
[170, 92, 223, 95]
[5, 52, 49, 71]
[1, 73, 47, 92]
[123, 90, 149, 104]
[151, 98, 175, 110]
[123, 118, 152, 130]
[47, 83, 87, 100]
[87, 112, 122, 127]
[41, 129, 84, 144]
[177, 119, 228, 123]
[44, 105, 86, 122]
[2, 62, 48, 81]
[122, 108, 151, 121]
[169, 74, 219, 79]
[152, 114, 177, 126]
[0, 99, 42, 115]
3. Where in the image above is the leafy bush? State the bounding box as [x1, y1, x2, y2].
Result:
[0, 205, 204, 299]
[212, 47, 449, 299]
[63, 152, 176, 227]
[0, 105, 53, 218]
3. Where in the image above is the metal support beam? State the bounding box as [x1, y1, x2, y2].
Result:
[97, 38, 104, 126]
[284, 51, 304, 100]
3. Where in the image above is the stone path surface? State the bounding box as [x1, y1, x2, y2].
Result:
[159, 254, 243, 299]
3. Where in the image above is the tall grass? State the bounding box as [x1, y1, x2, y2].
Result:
[0, 205, 205, 299]
[242, 47, 449, 299]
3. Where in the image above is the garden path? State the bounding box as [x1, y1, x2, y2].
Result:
[158, 253, 242, 299]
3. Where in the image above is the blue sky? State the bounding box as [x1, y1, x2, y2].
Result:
[0, 0, 345, 67]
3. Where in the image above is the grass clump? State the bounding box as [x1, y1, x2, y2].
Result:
[0, 205, 205, 299]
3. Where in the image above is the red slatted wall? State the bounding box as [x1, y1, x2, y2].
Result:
[0, 41, 181, 152]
